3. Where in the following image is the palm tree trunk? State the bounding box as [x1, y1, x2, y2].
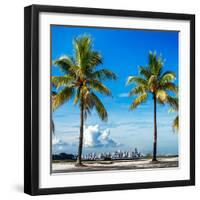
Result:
[76, 98, 84, 166]
[152, 93, 157, 161]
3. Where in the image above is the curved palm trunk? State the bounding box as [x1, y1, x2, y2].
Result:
[152, 94, 157, 161]
[76, 98, 84, 166]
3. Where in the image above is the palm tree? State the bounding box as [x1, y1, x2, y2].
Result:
[127, 51, 177, 161]
[52, 35, 117, 166]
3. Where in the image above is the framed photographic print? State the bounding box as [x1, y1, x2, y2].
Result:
[24, 4, 195, 195]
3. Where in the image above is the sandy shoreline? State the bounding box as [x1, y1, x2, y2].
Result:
[52, 157, 178, 173]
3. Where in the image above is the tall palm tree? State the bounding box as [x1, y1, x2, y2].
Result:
[52, 35, 117, 166]
[127, 51, 177, 161]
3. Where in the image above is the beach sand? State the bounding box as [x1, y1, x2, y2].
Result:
[52, 157, 178, 173]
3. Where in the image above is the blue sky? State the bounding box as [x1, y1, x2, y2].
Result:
[51, 25, 179, 156]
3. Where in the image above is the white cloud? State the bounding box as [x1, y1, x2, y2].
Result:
[101, 129, 110, 140]
[84, 125, 120, 148]
[52, 125, 121, 153]
[118, 93, 129, 97]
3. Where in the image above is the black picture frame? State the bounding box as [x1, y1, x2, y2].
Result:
[24, 4, 195, 196]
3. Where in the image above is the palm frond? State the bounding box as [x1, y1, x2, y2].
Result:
[139, 66, 152, 79]
[160, 71, 176, 84]
[90, 92, 108, 121]
[126, 76, 147, 85]
[52, 87, 74, 110]
[73, 36, 92, 66]
[148, 51, 157, 73]
[86, 51, 102, 68]
[159, 82, 178, 93]
[129, 93, 148, 110]
[53, 56, 75, 74]
[129, 85, 146, 96]
[173, 115, 179, 132]
[148, 51, 163, 76]
[83, 105, 92, 120]
[92, 69, 117, 80]
[167, 96, 178, 111]
[52, 75, 75, 89]
[88, 79, 111, 96]
[73, 88, 80, 105]
[155, 56, 164, 76]
[74, 36, 102, 69]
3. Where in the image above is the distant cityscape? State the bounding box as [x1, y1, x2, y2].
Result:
[52, 148, 144, 161]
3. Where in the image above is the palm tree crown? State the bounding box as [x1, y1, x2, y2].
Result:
[52, 35, 117, 120]
[52, 35, 117, 165]
[127, 51, 177, 108]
